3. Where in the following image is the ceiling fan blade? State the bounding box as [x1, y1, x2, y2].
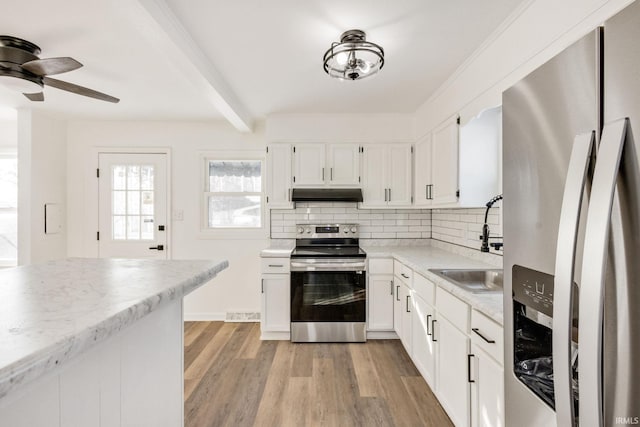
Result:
[24, 92, 44, 101]
[22, 57, 83, 76]
[43, 77, 119, 103]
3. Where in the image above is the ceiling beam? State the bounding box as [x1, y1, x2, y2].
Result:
[124, 0, 254, 132]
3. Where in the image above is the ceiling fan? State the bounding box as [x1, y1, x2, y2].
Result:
[0, 35, 119, 103]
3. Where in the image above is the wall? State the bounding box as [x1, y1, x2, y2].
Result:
[271, 203, 431, 239]
[66, 120, 267, 320]
[431, 206, 502, 255]
[17, 110, 67, 265]
[0, 120, 17, 148]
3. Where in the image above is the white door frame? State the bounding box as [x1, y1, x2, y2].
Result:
[86, 147, 172, 259]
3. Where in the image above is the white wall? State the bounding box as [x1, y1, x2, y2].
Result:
[0, 120, 17, 148]
[17, 110, 67, 265]
[66, 120, 268, 319]
[414, 0, 635, 136]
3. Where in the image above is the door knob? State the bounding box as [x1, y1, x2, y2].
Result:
[149, 245, 164, 251]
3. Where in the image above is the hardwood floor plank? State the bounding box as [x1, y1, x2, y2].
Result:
[253, 341, 296, 426]
[402, 376, 454, 427]
[383, 339, 420, 377]
[236, 322, 262, 360]
[279, 377, 311, 427]
[185, 323, 236, 382]
[355, 396, 396, 427]
[330, 343, 361, 425]
[290, 343, 313, 377]
[311, 357, 339, 427]
[349, 343, 382, 397]
[184, 321, 210, 347]
[184, 322, 224, 371]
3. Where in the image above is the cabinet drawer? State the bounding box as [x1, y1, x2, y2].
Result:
[471, 310, 503, 365]
[413, 273, 435, 305]
[436, 287, 469, 333]
[261, 258, 290, 274]
[369, 258, 393, 275]
[393, 260, 413, 284]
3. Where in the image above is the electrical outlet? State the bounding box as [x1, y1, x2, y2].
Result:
[173, 209, 184, 221]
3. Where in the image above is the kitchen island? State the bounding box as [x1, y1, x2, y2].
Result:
[0, 258, 228, 427]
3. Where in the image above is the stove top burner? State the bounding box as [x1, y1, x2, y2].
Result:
[291, 246, 366, 258]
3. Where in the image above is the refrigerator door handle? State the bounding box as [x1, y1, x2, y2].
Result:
[552, 131, 594, 427]
[579, 118, 628, 427]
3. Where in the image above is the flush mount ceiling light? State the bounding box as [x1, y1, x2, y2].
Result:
[323, 29, 384, 81]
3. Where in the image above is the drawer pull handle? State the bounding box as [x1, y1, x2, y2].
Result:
[468, 354, 475, 383]
[406, 295, 411, 313]
[472, 328, 496, 344]
[401, 273, 409, 279]
[426, 314, 432, 336]
[268, 264, 284, 267]
[431, 319, 437, 342]
[396, 285, 400, 302]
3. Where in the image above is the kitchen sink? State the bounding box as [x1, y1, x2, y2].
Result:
[428, 269, 503, 294]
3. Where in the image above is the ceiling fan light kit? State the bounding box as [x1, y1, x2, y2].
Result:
[323, 29, 384, 81]
[0, 35, 119, 103]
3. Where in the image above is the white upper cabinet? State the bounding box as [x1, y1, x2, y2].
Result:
[414, 133, 433, 207]
[293, 144, 325, 186]
[292, 143, 360, 187]
[266, 144, 293, 208]
[327, 144, 360, 186]
[425, 106, 501, 208]
[361, 143, 413, 208]
[432, 115, 460, 205]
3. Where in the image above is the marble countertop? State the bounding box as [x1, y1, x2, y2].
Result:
[260, 239, 294, 257]
[0, 258, 228, 400]
[363, 245, 503, 325]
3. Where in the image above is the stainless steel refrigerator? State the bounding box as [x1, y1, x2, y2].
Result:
[503, 1, 640, 426]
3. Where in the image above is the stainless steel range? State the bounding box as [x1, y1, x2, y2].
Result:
[290, 224, 366, 343]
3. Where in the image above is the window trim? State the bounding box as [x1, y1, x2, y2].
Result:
[199, 151, 268, 240]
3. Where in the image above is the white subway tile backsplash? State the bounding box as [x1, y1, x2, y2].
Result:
[431, 207, 502, 256]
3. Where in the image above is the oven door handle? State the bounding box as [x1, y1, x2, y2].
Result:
[290, 262, 366, 272]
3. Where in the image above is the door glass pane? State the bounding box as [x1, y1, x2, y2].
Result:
[141, 191, 154, 215]
[141, 216, 154, 240]
[113, 216, 126, 240]
[113, 191, 126, 215]
[127, 191, 140, 215]
[208, 195, 261, 227]
[127, 166, 140, 190]
[113, 166, 126, 190]
[127, 216, 140, 239]
[140, 165, 154, 190]
[208, 161, 261, 192]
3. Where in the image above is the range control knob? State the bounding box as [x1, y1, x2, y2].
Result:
[305, 227, 311, 234]
[343, 228, 349, 233]
[297, 227, 304, 234]
[350, 226, 358, 233]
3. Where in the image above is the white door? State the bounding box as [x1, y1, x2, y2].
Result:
[327, 144, 360, 186]
[98, 153, 168, 259]
[261, 274, 290, 332]
[368, 274, 394, 330]
[414, 135, 433, 207]
[412, 294, 437, 388]
[400, 283, 413, 352]
[293, 144, 325, 186]
[471, 344, 505, 427]
[266, 144, 293, 208]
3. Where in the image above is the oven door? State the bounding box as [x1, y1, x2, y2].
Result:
[290, 259, 366, 323]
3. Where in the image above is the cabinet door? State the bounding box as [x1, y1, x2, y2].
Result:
[261, 274, 290, 332]
[432, 116, 459, 205]
[393, 278, 403, 338]
[400, 283, 413, 353]
[414, 135, 432, 207]
[412, 295, 437, 388]
[361, 145, 388, 208]
[328, 144, 360, 186]
[471, 345, 504, 427]
[293, 144, 325, 186]
[436, 315, 471, 427]
[368, 275, 394, 331]
[266, 145, 293, 208]
[387, 144, 413, 206]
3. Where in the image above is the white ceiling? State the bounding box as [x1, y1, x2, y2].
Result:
[0, 0, 524, 128]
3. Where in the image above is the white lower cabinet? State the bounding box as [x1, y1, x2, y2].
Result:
[368, 258, 395, 331]
[436, 315, 471, 427]
[399, 282, 413, 352]
[411, 293, 437, 388]
[261, 258, 290, 338]
[470, 344, 505, 427]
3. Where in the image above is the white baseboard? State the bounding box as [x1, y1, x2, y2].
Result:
[183, 312, 225, 322]
[260, 331, 290, 340]
[366, 330, 399, 339]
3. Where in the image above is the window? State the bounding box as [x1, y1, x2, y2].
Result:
[111, 164, 155, 240]
[0, 153, 17, 266]
[204, 159, 263, 229]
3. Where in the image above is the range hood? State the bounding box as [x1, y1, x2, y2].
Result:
[291, 188, 363, 203]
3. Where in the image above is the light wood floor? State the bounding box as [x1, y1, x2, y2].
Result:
[184, 322, 453, 427]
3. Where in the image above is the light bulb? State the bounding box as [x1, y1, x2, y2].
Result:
[335, 52, 348, 66]
[357, 60, 371, 74]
